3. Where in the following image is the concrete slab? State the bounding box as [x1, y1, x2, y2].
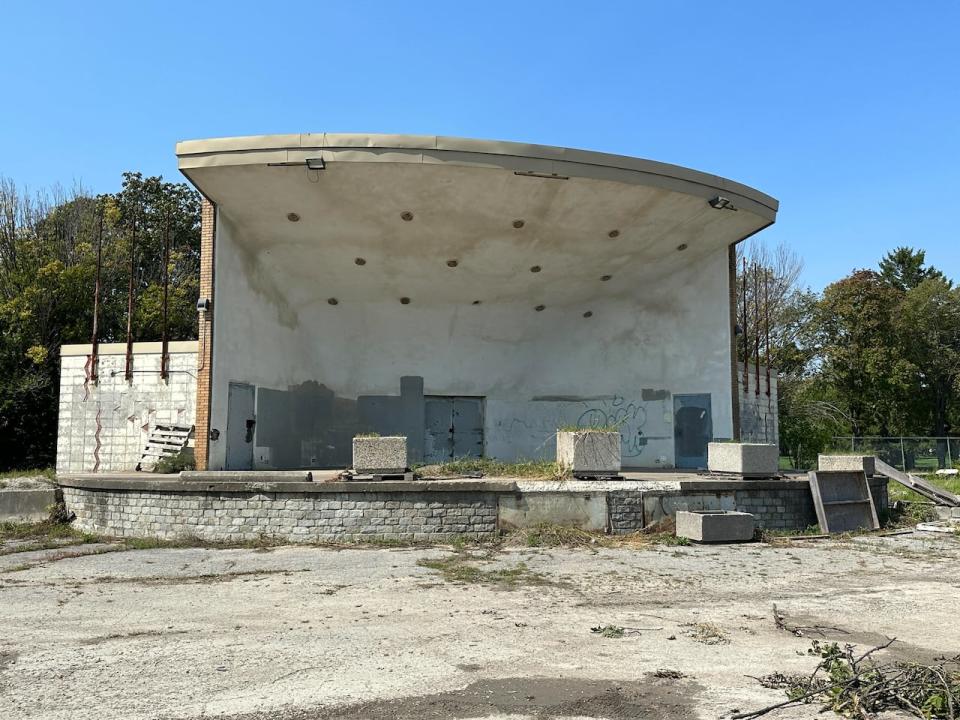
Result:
[643, 492, 738, 527]
[352, 436, 408, 475]
[0, 488, 57, 522]
[675, 510, 755, 543]
[499, 492, 608, 532]
[556, 431, 621, 476]
[707, 443, 779, 476]
[818, 454, 877, 476]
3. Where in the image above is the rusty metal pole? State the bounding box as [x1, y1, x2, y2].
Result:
[742, 256, 749, 394]
[765, 268, 772, 398]
[754, 263, 760, 396]
[88, 198, 104, 383]
[125, 208, 138, 381]
[160, 206, 171, 380]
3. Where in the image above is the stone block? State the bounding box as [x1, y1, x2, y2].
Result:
[818, 454, 877, 477]
[707, 443, 779, 476]
[556, 431, 621, 477]
[352, 436, 408, 474]
[675, 510, 755, 543]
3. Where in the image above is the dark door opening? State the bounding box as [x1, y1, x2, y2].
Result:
[674, 393, 712, 469]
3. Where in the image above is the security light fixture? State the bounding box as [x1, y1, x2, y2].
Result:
[400, 211, 414, 222]
[513, 219, 525, 229]
[305, 157, 325, 170]
[196, 298, 212, 313]
[446, 259, 459, 268]
[608, 229, 620, 238]
[327, 298, 339, 305]
[535, 305, 545, 312]
[287, 212, 300, 222]
[708, 196, 737, 211]
[583, 311, 593, 318]
[601, 275, 612, 281]
[355, 257, 366, 266]
[677, 243, 688, 252]
[530, 265, 542, 273]
[400, 297, 411, 304]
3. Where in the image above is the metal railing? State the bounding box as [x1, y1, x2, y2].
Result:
[831, 436, 960, 472]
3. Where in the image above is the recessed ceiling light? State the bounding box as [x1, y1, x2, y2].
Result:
[601, 274, 612, 281]
[400, 211, 414, 222]
[287, 213, 300, 222]
[608, 230, 620, 238]
[530, 265, 541, 273]
[513, 219, 525, 229]
[535, 304, 545, 312]
[677, 243, 688, 251]
[400, 297, 411, 304]
[446, 259, 459, 268]
[327, 298, 338, 305]
[355, 257, 366, 266]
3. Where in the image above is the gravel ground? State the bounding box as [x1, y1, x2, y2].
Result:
[0, 532, 958, 720]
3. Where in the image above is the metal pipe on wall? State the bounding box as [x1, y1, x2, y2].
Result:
[160, 207, 171, 380]
[125, 208, 138, 381]
[88, 198, 104, 384]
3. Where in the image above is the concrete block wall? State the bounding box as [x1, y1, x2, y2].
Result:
[737, 362, 779, 445]
[61, 486, 499, 542]
[56, 343, 198, 474]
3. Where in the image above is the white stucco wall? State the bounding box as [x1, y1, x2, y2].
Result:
[207, 210, 734, 470]
[56, 343, 197, 474]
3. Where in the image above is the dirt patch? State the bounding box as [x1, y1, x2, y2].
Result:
[0, 649, 17, 672]
[780, 613, 952, 665]
[195, 676, 701, 720]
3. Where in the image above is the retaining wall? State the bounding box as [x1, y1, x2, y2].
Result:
[59, 476, 891, 541]
[60, 479, 509, 542]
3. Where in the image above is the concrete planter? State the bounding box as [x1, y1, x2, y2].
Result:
[675, 510, 755, 543]
[818, 454, 876, 477]
[556, 431, 621, 477]
[707, 442, 779, 476]
[352, 436, 408, 475]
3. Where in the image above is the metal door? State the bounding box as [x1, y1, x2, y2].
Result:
[452, 398, 484, 458]
[423, 396, 484, 463]
[673, 394, 712, 469]
[225, 382, 255, 470]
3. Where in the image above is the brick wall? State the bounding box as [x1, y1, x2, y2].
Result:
[608, 478, 890, 534]
[56, 344, 198, 474]
[194, 199, 216, 471]
[62, 486, 499, 542]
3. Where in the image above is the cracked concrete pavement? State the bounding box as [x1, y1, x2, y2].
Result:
[1, 532, 958, 719]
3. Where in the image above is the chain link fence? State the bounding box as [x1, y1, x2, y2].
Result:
[831, 436, 960, 472]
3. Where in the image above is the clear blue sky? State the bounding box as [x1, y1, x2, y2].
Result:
[2, 1, 957, 289]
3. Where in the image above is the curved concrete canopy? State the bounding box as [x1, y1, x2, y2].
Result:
[176, 133, 777, 308]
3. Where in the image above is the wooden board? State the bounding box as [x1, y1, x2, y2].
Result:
[808, 470, 880, 534]
[874, 458, 960, 507]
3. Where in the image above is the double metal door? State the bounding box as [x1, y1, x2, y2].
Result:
[424, 396, 484, 464]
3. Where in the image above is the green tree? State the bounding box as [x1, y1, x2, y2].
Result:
[894, 277, 960, 438]
[814, 270, 912, 436]
[0, 174, 200, 470]
[879, 246, 946, 292]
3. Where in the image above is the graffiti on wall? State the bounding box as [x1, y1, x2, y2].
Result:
[491, 393, 674, 463]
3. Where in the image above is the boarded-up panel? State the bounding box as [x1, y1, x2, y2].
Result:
[808, 470, 879, 534]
